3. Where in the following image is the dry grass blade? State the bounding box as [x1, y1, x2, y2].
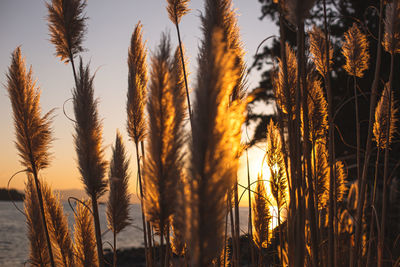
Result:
[383, 0, 400, 54]
[167, 0, 190, 24]
[127, 22, 148, 145]
[46, 0, 87, 63]
[309, 25, 333, 77]
[171, 174, 187, 256]
[342, 23, 370, 77]
[42, 182, 74, 266]
[144, 33, 181, 233]
[252, 175, 271, 250]
[273, 43, 297, 116]
[73, 59, 107, 199]
[189, 29, 245, 266]
[373, 83, 398, 149]
[6, 47, 53, 173]
[25, 175, 50, 267]
[74, 200, 98, 267]
[107, 131, 131, 235]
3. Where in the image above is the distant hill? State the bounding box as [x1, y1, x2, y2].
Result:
[0, 188, 24, 201]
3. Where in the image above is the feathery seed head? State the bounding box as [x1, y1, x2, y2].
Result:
[384, 0, 400, 53]
[144, 33, 182, 233]
[311, 142, 329, 209]
[74, 200, 98, 267]
[266, 120, 287, 209]
[167, 0, 190, 24]
[252, 175, 271, 249]
[273, 43, 297, 117]
[309, 25, 333, 77]
[42, 182, 74, 266]
[46, 0, 87, 63]
[73, 59, 107, 199]
[189, 28, 245, 266]
[342, 23, 370, 77]
[373, 83, 398, 149]
[25, 175, 50, 266]
[334, 161, 347, 203]
[6, 47, 53, 173]
[305, 71, 328, 143]
[127, 22, 148, 144]
[107, 131, 131, 235]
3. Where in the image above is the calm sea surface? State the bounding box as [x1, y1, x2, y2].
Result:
[0, 201, 249, 266]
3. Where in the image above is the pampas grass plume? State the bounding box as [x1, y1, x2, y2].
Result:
[383, 0, 400, 54]
[273, 43, 297, 116]
[127, 22, 148, 145]
[309, 25, 333, 77]
[25, 175, 50, 266]
[42, 182, 74, 266]
[373, 83, 398, 149]
[342, 23, 370, 77]
[189, 28, 244, 266]
[167, 0, 190, 24]
[73, 59, 107, 199]
[74, 201, 98, 267]
[46, 0, 87, 63]
[107, 131, 131, 235]
[6, 47, 53, 173]
[144, 33, 179, 232]
[252, 175, 271, 249]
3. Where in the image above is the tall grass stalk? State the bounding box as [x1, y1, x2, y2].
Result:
[126, 22, 152, 266]
[6, 47, 55, 267]
[73, 60, 107, 267]
[351, 1, 384, 265]
[167, 0, 193, 128]
[378, 2, 399, 264]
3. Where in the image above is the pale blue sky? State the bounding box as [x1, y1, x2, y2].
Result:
[0, 0, 277, 199]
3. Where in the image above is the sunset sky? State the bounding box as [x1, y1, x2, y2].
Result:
[0, 0, 276, 204]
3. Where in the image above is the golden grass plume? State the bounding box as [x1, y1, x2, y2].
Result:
[201, 0, 246, 101]
[342, 23, 370, 77]
[189, 29, 245, 266]
[311, 142, 329, 209]
[252, 175, 271, 249]
[25, 175, 50, 267]
[373, 83, 398, 149]
[273, 43, 297, 116]
[127, 22, 148, 145]
[167, 0, 190, 24]
[144, 33, 181, 233]
[6, 47, 53, 173]
[305, 71, 328, 143]
[383, 0, 400, 54]
[73, 200, 98, 267]
[46, 0, 87, 63]
[334, 161, 347, 203]
[73, 59, 107, 199]
[266, 120, 287, 210]
[107, 131, 131, 235]
[42, 182, 74, 266]
[309, 25, 333, 78]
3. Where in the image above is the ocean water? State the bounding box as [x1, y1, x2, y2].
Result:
[0, 201, 249, 266]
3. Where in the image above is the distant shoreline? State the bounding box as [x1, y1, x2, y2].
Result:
[0, 188, 24, 201]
